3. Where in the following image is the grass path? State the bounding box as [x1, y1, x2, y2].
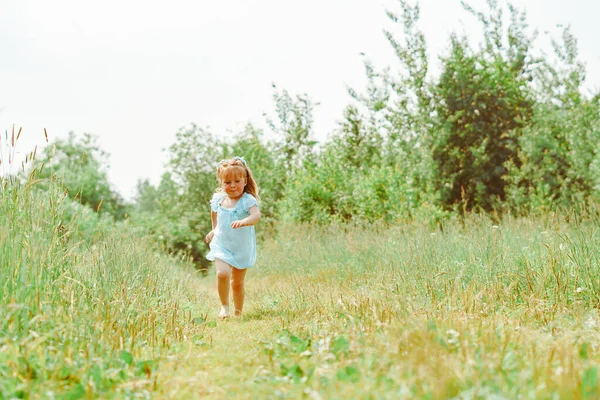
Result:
[154, 273, 287, 399]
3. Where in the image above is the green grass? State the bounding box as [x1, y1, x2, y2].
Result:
[3, 178, 600, 399]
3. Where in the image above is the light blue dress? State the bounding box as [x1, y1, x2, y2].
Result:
[206, 192, 259, 269]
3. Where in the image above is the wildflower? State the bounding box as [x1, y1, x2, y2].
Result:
[446, 329, 461, 349]
[559, 243, 566, 251]
[446, 329, 459, 337]
[584, 316, 596, 329]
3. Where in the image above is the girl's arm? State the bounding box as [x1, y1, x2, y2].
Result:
[205, 211, 218, 243]
[231, 206, 261, 229]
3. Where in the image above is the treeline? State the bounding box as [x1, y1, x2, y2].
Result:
[18, 0, 600, 268]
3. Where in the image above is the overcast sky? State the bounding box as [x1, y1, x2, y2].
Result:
[1, 0, 598, 200]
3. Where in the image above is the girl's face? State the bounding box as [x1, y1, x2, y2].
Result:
[221, 170, 246, 199]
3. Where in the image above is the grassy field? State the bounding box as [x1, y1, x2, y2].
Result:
[3, 180, 600, 399]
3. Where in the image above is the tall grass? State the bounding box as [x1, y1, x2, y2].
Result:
[159, 217, 600, 399]
[1, 165, 211, 398]
[5, 175, 600, 398]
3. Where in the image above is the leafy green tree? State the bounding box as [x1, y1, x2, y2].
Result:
[163, 125, 226, 268]
[350, 0, 437, 219]
[229, 124, 281, 224]
[431, 1, 534, 212]
[167, 123, 225, 202]
[505, 26, 600, 212]
[129, 1, 600, 231]
[266, 85, 318, 173]
[134, 178, 159, 213]
[130, 171, 209, 269]
[330, 105, 382, 170]
[36, 132, 127, 219]
[130, 125, 226, 270]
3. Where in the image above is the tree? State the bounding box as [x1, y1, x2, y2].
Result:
[36, 132, 127, 219]
[229, 124, 281, 223]
[431, 1, 534, 212]
[330, 105, 382, 170]
[505, 26, 600, 212]
[266, 85, 318, 173]
[351, 0, 436, 217]
[133, 178, 159, 213]
[160, 125, 226, 269]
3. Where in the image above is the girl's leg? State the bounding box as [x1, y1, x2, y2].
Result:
[230, 267, 247, 317]
[215, 259, 231, 318]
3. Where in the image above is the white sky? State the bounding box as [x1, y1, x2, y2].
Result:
[1, 0, 599, 200]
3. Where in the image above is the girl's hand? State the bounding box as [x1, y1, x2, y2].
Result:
[231, 220, 246, 229]
[205, 230, 215, 243]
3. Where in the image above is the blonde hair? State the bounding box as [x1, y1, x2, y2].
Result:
[216, 157, 260, 201]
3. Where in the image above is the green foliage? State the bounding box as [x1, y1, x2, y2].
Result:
[266, 85, 318, 173]
[278, 154, 349, 224]
[35, 132, 128, 220]
[134, 178, 159, 213]
[130, 87, 321, 259]
[132, 173, 207, 266]
[505, 101, 600, 213]
[229, 124, 282, 224]
[131, 171, 209, 269]
[504, 26, 600, 213]
[150, 0, 597, 228]
[43, 0, 600, 240]
[8, 1, 600, 396]
[331, 105, 382, 170]
[279, 149, 419, 225]
[130, 122, 288, 265]
[60, 195, 116, 240]
[135, 125, 225, 268]
[431, 1, 534, 213]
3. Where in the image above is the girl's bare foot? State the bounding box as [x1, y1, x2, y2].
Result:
[219, 305, 230, 319]
[234, 309, 242, 317]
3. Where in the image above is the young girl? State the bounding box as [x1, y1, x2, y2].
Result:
[205, 156, 261, 319]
